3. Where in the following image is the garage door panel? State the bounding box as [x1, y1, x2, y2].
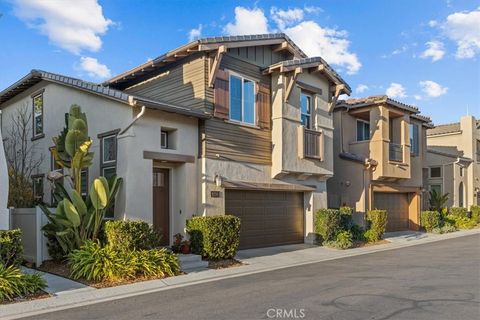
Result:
[226, 190, 304, 249]
[374, 192, 410, 232]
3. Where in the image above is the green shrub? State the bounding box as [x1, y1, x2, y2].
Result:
[315, 209, 342, 243]
[69, 241, 132, 282]
[104, 220, 162, 252]
[470, 205, 480, 223]
[449, 207, 468, 218]
[0, 229, 23, 267]
[420, 211, 442, 232]
[365, 210, 387, 242]
[350, 224, 365, 241]
[130, 249, 180, 278]
[339, 206, 354, 229]
[332, 231, 353, 249]
[0, 264, 46, 301]
[186, 215, 241, 260]
[448, 215, 477, 230]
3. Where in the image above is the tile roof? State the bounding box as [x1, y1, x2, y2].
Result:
[427, 122, 461, 136]
[338, 95, 420, 113]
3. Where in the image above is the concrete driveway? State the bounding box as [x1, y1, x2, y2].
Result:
[20, 234, 480, 320]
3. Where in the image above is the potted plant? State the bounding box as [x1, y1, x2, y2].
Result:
[180, 240, 191, 254]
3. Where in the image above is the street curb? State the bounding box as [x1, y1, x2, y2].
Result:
[1, 229, 479, 319]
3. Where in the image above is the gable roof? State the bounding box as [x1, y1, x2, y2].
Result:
[105, 33, 308, 89]
[263, 57, 351, 94]
[0, 70, 209, 119]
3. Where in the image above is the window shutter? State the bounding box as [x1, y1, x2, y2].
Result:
[214, 69, 229, 119]
[256, 82, 271, 129]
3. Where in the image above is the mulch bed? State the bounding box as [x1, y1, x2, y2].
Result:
[0, 290, 51, 305]
[208, 259, 245, 269]
[37, 260, 176, 289]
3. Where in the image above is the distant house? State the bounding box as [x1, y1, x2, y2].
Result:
[0, 33, 351, 249]
[328, 95, 433, 231]
[426, 115, 480, 209]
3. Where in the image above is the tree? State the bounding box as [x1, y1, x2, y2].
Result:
[3, 104, 43, 207]
[429, 189, 449, 212]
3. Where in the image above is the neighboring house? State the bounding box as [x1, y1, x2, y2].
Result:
[426, 115, 479, 209]
[0, 34, 351, 249]
[328, 95, 433, 232]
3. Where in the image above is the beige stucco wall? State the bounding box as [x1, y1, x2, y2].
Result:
[1, 82, 200, 244]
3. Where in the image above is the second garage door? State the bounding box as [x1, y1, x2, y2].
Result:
[373, 192, 410, 231]
[225, 190, 304, 249]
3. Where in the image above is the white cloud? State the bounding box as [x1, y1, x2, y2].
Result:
[78, 57, 111, 79]
[283, 21, 361, 74]
[223, 7, 268, 35]
[414, 95, 422, 100]
[428, 20, 438, 27]
[355, 84, 369, 94]
[420, 41, 445, 61]
[13, 0, 112, 54]
[386, 83, 407, 98]
[443, 8, 480, 59]
[271, 7, 304, 29]
[188, 24, 202, 41]
[419, 80, 448, 97]
[304, 6, 322, 14]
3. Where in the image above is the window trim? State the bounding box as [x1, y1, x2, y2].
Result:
[429, 166, 442, 178]
[300, 91, 313, 129]
[161, 130, 168, 149]
[31, 92, 45, 140]
[356, 119, 370, 142]
[228, 71, 256, 125]
[98, 129, 120, 176]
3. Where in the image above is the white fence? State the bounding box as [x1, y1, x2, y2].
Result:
[9, 207, 52, 266]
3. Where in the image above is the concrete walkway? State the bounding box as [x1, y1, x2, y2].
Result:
[1, 228, 479, 320]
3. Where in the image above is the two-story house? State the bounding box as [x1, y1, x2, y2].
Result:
[1, 34, 351, 249]
[426, 115, 479, 209]
[328, 95, 432, 231]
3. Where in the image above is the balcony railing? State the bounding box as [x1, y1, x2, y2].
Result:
[304, 128, 323, 159]
[389, 143, 403, 162]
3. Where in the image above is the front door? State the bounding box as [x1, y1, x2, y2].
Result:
[153, 168, 170, 245]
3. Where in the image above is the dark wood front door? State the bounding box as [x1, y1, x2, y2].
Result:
[153, 168, 169, 245]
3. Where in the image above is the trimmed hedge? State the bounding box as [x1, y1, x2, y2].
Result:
[186, 215, 241, 260]
[449, 207, 468, 218]
[104, 220, 161, 252]
[365, 210, 387, 242]
[315, 209, 342, 243]
[0, 229, 23, 267]
[471, 205, 479, 223]
[421, 211, 442, 232]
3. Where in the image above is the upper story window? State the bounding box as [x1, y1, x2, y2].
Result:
[410, 123, 419, 156]
[459, 166, 464, 177]
[161, 131, 168, 149]
[430, 184, 442, 195]
[32, 93, 44, 138]
[300, 92, 312, 129]
[229, 73, 255, 125]
[356, 120, 370, 141]
[430, 166, 442, 178]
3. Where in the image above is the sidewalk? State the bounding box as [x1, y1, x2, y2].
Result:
[1, 228, 478, 319]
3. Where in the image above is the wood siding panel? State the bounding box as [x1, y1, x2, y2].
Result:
[125, 55, 210, 112]
[204, 118, 272, 164]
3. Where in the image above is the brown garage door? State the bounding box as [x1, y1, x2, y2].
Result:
[225, 190, 304, 249]
[373, 192, 409, 231]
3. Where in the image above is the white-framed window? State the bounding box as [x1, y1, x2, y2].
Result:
[356, 119, 370, 141]
[161, 131, 168, 149]
[32, 93, 44, 138]
[430, 166, 442, 178]
[430, 184, 442, 194]
[102, 135, 116, 164]
[300, 92, 312, 129]
[229, 73, 256, 124]
[32, 175, 44, 203]
[410, 123, 419, 155]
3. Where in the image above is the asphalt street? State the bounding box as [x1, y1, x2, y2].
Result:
[23, 234, 480, 320]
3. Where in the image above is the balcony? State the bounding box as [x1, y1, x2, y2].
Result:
[298, 126, 323, 160]
[389, 143, 403, 162]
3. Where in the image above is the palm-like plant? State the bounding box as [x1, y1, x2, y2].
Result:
[429, 189, 449, 212]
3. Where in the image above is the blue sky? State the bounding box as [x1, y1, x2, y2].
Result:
[0, 0, 479, 124]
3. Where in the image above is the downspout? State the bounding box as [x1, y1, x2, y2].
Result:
[119, 104, 146, 135]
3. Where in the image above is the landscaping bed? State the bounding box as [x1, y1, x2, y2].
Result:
[208, 259, 245, 269]
[0, 290, 50, 305]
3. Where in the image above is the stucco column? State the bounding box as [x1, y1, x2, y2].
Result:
[0, 126, 9, 230]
